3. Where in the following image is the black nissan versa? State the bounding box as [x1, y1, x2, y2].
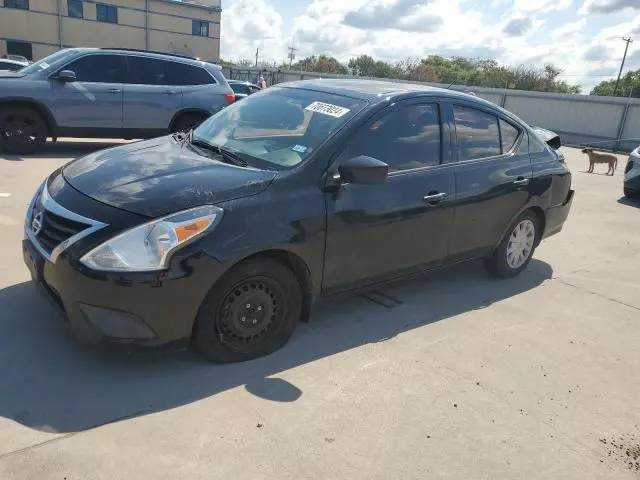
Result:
[23, 79, 574, 363]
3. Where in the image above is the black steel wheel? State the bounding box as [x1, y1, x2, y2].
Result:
[194, 259, 302, 363]
[171, 113, 208, 133]
[0, 107, 47, 154]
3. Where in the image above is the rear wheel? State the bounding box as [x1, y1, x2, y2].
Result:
[170, 113, 208, 133]
[486, 211, 539, 278]
[0, 107, 47, 154]
[194, 259, 302, 363]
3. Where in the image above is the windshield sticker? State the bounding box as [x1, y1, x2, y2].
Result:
[305, 101, 350, 118]
[291, 144, 308, 153]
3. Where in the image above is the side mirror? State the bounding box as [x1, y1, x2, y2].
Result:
[339, 155, 389, 185]
[57, 70, 77, 82]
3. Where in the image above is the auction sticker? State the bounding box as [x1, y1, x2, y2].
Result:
[305, 101, 350, 118]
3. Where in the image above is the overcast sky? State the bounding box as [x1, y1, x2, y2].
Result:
[219, 0, 640, 93]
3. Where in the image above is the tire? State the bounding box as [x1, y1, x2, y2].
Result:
[170, 113, 208, 133]
[485, 211, 539, 279]
[0, 107, 47, 154]
[194, 259, 302, 363]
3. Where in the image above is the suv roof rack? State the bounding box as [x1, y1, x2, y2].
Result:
[100, 48, 196, 60]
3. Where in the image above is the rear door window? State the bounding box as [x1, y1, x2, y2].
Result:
[500, 119, 520, 152]
[453, 105, 501, 161]
[125, 56, 168, 85]
[62, 54, 125, 83]
[166, 63, 214, 86]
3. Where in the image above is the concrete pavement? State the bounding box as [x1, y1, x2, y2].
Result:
[0, 142, 639, 479]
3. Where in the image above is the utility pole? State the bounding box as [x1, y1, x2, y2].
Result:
[614, 37, 633, 96]
[288, 45, 297, 69]
[255, 47, 259, 67]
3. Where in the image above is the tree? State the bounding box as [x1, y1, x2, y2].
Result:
[348, 55, 401, 78]
[591, 69, 640, 98]
[291, 55, 347, 74]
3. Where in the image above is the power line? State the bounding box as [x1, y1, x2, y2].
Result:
[614, 36, 633, 96]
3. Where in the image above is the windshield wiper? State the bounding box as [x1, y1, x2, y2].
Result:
[188, 134, 249, 167]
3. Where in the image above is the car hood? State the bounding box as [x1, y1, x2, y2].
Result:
[62, 136, 277, 217]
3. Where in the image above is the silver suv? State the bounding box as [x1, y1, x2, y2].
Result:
[0, 48, 235, 154]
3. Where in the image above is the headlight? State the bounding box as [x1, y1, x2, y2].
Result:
[80, 205, 223, 272]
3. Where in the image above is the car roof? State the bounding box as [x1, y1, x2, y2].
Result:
[280, 78, 494, 104]
[63, 47, 222, 69]
[227, 80, 252, 85]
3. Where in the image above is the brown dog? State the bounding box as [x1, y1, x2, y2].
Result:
[582, 148, 617, 175]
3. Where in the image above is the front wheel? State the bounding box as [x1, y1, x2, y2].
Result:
[0, 107, 47, 154]
[485, 211, 539, 278]
[194, 259, 302, 363]
[170, 113, 208, 133]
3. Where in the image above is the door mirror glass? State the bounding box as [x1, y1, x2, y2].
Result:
[57, 70, 77, 82]
[339, 155, 389, 184]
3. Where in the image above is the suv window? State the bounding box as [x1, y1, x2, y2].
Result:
[340, 103, 441, 172]
[500, 119, 520, 152]
[62, 54, 125, 83]
[453, 105, 501, 161]
[126, 56, 168, 85]
[165, 63, 214, 86]
[230, 83, 250, 94]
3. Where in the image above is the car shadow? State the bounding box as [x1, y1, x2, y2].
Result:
[617, 196, 640, 207]
[0, 140, 131, 161]
[0, 259, 552, 434]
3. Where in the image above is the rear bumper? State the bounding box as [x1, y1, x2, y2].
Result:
[543, 189, 574, 239]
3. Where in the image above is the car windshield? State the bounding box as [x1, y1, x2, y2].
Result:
[192, 86, 366, 170]
[19, 49, 79, 74]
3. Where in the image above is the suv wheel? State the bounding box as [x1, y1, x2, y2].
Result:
[486, 211, 539, 278]
[171, 113, 208, 133]
[0, 107, 47, 154]
[194, 259, 302, 363]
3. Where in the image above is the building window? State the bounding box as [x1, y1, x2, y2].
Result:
[68, 0, 83, 18]
[6, 40, 33, 61]
[96, 3, 117, 24]
[192, 20, 209, 37]
[4, 0, 29, 10]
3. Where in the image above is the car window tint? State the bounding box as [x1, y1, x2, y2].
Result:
[230, 83, 249, 94]
[63, 54, 125, 83]
[166, 63, 214, 85]
[500, 119, 520, 153]
[529, 132, 548, 154]
[342, 104, 441, 172]
[126, 56, 168, 85]
[453, 105, 501, 161]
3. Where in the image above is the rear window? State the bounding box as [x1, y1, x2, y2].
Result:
[166, 63, 215, 86]
[230, 83, 250, 94]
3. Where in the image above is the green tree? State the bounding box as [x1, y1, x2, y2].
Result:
[291, 55, 347, 74]
[348, 55, 401, 78]
[591, 69, 640, 98]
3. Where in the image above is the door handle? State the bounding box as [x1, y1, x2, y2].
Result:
[162, 90, 177, 95]
[107, 88, 121, 93]
[423, 192, 447, 204]
[513, 177, 530, 186]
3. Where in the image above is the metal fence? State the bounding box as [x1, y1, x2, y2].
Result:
[223, 67, 640, 153]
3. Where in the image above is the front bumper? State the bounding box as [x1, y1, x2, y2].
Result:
[23, 236, 226, 347]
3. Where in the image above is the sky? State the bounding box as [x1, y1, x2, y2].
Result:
[219, 0, 640, 93]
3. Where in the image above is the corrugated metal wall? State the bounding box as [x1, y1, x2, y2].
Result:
[223, 67, 640, 153]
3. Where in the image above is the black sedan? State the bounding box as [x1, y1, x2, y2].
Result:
[23, 80, 573, 362]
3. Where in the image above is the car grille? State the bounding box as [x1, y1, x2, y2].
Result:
[31, 204, 90, 255]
